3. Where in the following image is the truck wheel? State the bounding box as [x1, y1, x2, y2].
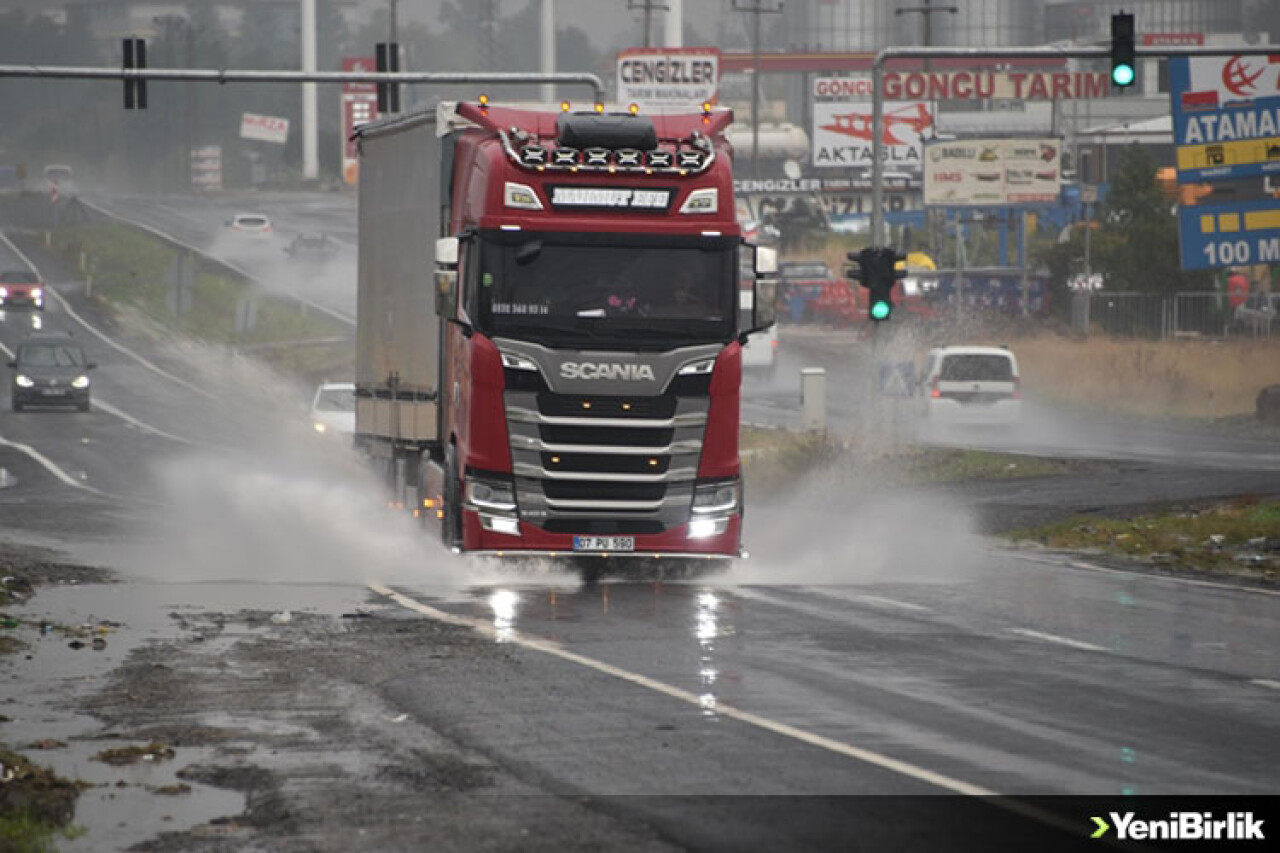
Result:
[442, 447, 463, 550]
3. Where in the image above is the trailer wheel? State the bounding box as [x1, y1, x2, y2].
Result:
[442, 446, 462, 550]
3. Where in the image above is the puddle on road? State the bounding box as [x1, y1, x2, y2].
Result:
[2, 580, 382, 850]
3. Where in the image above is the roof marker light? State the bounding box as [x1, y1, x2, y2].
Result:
[561, 100, 571, 112]
[594, 102, 605, 114]
[629, 103, 639, 115]
[479, 94, 490, 107]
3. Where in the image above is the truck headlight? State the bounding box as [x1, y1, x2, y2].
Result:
[692, 479, 739, 514]
[0, 287, 8, 298]
[71, 375, 90, 389]
[31, 288, 42, 299]
[466, 476, 517, 512]
[15, 374, 34, 388]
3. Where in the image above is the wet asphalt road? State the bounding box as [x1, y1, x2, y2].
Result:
[3, 212, 1280, 849]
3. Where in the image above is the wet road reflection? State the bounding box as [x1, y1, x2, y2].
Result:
[401, 555, 1280, 794]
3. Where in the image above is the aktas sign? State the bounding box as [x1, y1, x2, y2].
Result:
[811, 77, 931, 169]
[616, 47, 720, 109]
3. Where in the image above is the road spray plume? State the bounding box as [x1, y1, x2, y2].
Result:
[101, 337, 466, 589]
[733, 445, 983, 586]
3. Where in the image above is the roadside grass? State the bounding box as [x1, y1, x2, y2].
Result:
[1002, 336, 1280, 420]
[741, 427, 1068, 495]
[51, 224, 350, 373]
[0, 749, 87, 853]
[1007, 497, 1280, 577]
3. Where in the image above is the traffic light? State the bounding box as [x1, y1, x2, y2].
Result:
[123, 37, 147, 110]
[847, 246, 906, 323]
[1110, 12, 1136, 88]
[376, 42, 400, 113]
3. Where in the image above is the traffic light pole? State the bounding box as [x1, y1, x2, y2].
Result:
[868, 44, 1280, 246]
[0, 64, 607, 102]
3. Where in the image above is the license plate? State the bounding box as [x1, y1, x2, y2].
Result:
[41, 388, 67, 396]
[573, 536, 635, 552]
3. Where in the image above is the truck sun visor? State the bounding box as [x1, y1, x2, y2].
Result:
[556, 113, 658, 151]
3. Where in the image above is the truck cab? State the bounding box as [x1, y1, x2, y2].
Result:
[354, 100, 775, 565]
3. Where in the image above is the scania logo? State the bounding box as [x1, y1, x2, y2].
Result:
[560, 361, 656, 381]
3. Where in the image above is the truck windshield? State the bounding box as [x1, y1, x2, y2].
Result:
[476, 233, 736, 347]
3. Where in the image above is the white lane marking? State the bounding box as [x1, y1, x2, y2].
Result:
[0, 433, 105, 494]
[1250, 679, 1280, 691]
[850, 594, 932, 613]
[93, 397, 202, 446]
[1008, 628, 1107, 652]
[369, 581, 995, 796]
[1013, 552, 1280, 598]
[734, 587, 933, 619]
[0, 230, 219, 401]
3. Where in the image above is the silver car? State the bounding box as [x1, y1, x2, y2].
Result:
[1233, 292, 1279, 335]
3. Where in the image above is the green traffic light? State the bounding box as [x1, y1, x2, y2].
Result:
[1111, 63, 1135, 86]
[870, 301, 891, 321]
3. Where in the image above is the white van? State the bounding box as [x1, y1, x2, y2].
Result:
[742, 324, 778, 380]
[921, 345, 1021, 427]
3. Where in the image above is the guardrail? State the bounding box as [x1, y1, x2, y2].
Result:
[73, 196, 355, 327]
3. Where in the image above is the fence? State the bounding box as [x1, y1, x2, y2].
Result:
[1072, 291, 1267, 340]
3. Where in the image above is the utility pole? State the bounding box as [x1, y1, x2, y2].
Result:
[389, 0, 398, 43]
[732, 0, 784, 180]
[664, 0, 683, 48]
[302, 0, 318, 181]
[541, 0, 556, 102]
[628, 0, 668, 50]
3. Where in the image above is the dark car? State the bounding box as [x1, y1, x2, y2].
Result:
[8, 333, 96, 412]
[0, 269, 45, 310]
[284, 232, 339, 263]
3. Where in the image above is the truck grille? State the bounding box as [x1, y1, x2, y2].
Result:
[504, 370, 709, 534]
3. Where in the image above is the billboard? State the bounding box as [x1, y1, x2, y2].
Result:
[616, 47, 720, 109]
[240, 113, 289, 145]
[924, 139, 1061, 206]
[810, 77, 931, 169]
[1169, 55, 1280, 182]
[342, 57, 378, 185]
[1177, 197, 1280, 270]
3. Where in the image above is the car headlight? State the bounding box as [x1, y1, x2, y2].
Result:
[465, 476, 517, 512]
[15, 374, 34, 388]
[313, 421, 328, 434]
[71, 375, 90, 389]
[31, 288, 42, 298]
[692, 479, 739, 514]
[0, 287, 8, 297]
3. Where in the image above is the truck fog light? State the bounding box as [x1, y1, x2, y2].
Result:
[479, 513, 520, 536]
[688, 517, 729, 539]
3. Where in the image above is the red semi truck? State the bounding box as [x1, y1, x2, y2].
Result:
[353, 100, 776, 564]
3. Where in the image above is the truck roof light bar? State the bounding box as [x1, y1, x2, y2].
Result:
[497, 131, 715, 176]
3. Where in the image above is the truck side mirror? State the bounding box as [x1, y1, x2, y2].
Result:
[435, 237, 459, 319]
[749, 244, 777, 333]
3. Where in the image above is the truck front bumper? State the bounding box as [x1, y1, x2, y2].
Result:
[462, 511, 743, 559]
